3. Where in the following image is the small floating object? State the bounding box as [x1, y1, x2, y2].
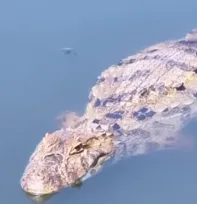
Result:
[61, 47, 76, 55]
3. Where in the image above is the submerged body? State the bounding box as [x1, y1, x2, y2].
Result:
[21, 29, 197, 196]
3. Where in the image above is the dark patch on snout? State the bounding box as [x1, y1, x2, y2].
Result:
[44, 154, 63, 165]
[49, 174, 63, 190]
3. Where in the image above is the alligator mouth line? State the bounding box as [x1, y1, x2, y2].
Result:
[80, 153, 113, 183]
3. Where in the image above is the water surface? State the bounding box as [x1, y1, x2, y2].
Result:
[1, 0, 197, 203]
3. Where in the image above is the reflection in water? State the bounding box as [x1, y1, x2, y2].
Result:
[25, 182, 83, 203]
[25, 192, 56, 203]
[71, 180, 83, 189]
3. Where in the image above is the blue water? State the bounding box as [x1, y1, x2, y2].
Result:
[1, 0, 197, 203]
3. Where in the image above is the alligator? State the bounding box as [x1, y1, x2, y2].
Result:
[20, 28, 197, 196]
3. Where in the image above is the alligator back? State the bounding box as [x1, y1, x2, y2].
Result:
[84, 29, 197, 158]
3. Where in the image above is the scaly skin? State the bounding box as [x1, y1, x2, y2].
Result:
[21, 28, 197, 196]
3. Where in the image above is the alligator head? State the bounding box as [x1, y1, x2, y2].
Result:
[20, 129, 114, 195]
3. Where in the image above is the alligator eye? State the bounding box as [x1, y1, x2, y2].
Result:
[74, 144, 83, 152]
[70, 143, 84, 155]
